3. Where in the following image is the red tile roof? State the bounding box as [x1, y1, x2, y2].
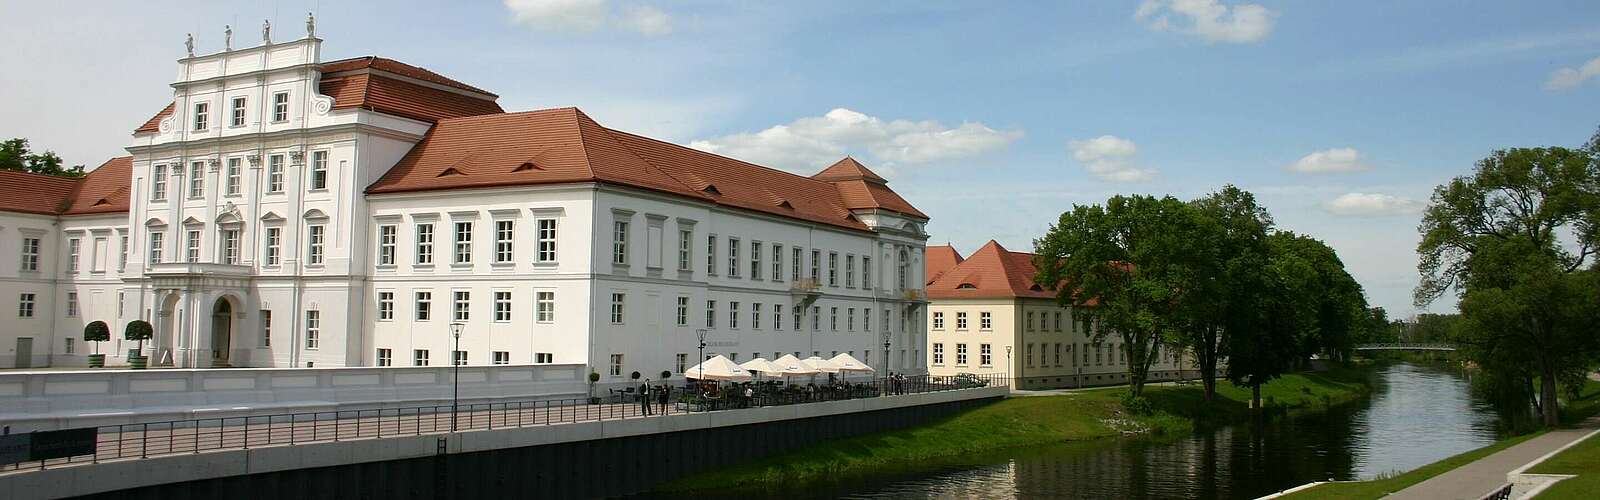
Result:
[0, 170, 81, 216]
[368, 107, 924, 232]
[926, 240, 1059, 300]
[926, 245, 965, 283]
[134, 57, 501, 134]
[62, 157, 133, 215]
[813, 158, 928, 219]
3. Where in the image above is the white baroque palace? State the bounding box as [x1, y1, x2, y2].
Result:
[0, 30, 931, 380]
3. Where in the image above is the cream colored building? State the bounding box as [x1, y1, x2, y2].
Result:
[923, 241, 1192, 390]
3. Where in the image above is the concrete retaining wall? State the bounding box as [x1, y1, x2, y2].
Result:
[0, 386, 1006, 499]
[0, 364, 589, 431]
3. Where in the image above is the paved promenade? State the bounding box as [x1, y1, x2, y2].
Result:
[1387, 417, 1600, 499]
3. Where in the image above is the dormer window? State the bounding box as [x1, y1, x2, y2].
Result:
[230, 97, 247, 127]
[193, 102, 208, 131]
[272, 92, 290, 122]
[957, 283, 977, 289]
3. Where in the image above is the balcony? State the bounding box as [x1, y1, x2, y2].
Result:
[790, 278, 822, 308]
[145, 261, 254, 277]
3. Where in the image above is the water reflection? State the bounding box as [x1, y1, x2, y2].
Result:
[832, 362, 1498, 500]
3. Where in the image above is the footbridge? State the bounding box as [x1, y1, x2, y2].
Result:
[1354, 342, 1458, 352]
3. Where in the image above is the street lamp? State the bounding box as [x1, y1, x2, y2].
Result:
[1005, 345, 1013, 389]
[450, 321, 464, 432]
[881, 330, 892, 396]
[696, 328, 708, 385]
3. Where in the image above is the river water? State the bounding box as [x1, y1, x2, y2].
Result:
[797, 362, 1501, 499]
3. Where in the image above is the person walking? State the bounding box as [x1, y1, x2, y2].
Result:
[656, 384, 670, 415]
[639, 379, 653, 416]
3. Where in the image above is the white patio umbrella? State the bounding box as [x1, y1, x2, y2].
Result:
[771, 354, 821, 377]
[829, 352, 875, 374]
[684, 355, 754, 381]
[739, 357, 785, 377]
[801, 356, 843, 374]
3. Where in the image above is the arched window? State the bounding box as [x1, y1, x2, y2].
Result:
[897, 249, 909, 291]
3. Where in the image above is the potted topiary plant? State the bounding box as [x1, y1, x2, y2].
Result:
[83, 321, 110, 368]
[588, 371, 601, 404]
[630, 371, 641, 381]
[124, 320, 154, 369]
[660, 370, 672, 380]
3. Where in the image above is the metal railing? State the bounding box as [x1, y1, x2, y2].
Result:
[1353, 342, 1458, 351]
[1, 373, 1004, 474]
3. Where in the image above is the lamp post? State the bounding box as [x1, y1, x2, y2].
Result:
[450, 322, 464, 432]
[696, 328, 707, 384]
[1005, 345, 1013, 389]
[881, 329, 892, 396]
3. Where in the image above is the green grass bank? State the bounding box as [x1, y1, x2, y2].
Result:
[1284, 378, 1600, 499]
[658, 364, 1373, 494]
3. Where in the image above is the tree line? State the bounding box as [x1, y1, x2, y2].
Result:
[1, 137, 85, 178]
[1032, 185, 1367, 408]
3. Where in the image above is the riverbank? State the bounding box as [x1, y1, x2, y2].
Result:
[1283, 378, 1600, 499]
[658, 364, 1373, 494]
[1527, 425, 1600, 499]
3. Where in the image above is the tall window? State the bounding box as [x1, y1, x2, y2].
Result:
[536, 291, 555, 322]
[676, 354, 687, 374]
[377, 292, 394, 320]
[610, 293, 625, 324]
[956, 343, 968, 365]
[813, 306, 821, 331]
[18, 293, 36, 317]
[188, 162, 204, 198]
[307, 225, 325, 265]
[791, 247, 802, 282]
[18, 237, 39, 272]
[193, 102, 208, 131]
[415, 291, 432, 321]
[933, 343, 945, 365]
[147, 232, 164, 264]
[675, 296, 689, 326]
[810, 250, 821, 282]
[828, 252, 839, 287]
[225, 157, 241, 196]
[846, 308, 854, 331]
[706, 235, 717, 274]
[846, 255, 855, 287]
[537, 219, 558, 262]
[453, 291, 470, 321]
[676, 229, 691, 271]
[260, 310, 272, 346]
[221, 229, 239, 264]
[415, 223, 434, 264]
[494, 220, 514, 263]
[772, 244, 784, 281]
[610, 354, 624, 376]
[864, 309, 871, 331]
[267, 155, 284, 193]
[752, 302, 762, 329]
[1026, 312, 1035, 331]
[773, 304, 783, 331]
[119, 233, 129, 270]
[414, 349, 430, 366]
[750, 241, 762, 280]
[378, 225, 397, 265]
[727, 238, 740, 277]
[705, 300, 716, 328]
[612, 221, 629, 265]
[898, 249, 910, 290]
[453, 221, 473, 264]
[272, 92, 289, 122]
[933, 311, 944, 330]
[309, 151, 328, 190]
[151, 165, 168, 201]
[830, 307, 838, 331]
[230, 96, 246, 127]
[67, 238, 81, 273]
[981, 344, 992, 366]
[729, 301, 740, 329]
[185, 229, 201, 262]
[304, 310, 320, 349]
[65, 292, 78, 317]
[862, 257, 872, 289]
[494, 291, 512, 322]
[793, 308, 802, 330]
[980, 311, 992, 330]
[956, 311, 968, 330]
[451, 351, 467, 367]
[264, 227, 281, 266]
[377, 348, 392, 367]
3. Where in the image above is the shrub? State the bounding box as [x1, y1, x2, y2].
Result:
[83, 321, 110, 342]
[631, 371, 641, 380]
[1121, 392, 1155, 416]
[589, 371, 601, 383]
[661, 370, 672, 380]
[124, 320, 153, 341]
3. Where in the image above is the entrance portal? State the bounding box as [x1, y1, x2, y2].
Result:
[212, 297, 233, 367]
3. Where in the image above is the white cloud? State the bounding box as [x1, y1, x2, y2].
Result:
[1068, 135, 1156, 182]
[1289, 147, 1370, 174]
[688, 108, 1022, 174]
[1135, 0, 1276, 44]
[1324, 192, 1422, 217]
[1545, 56, 1600, 91]
[503, 0, 672, 36]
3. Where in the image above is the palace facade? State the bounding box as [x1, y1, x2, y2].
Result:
[0, 30, 930, 382]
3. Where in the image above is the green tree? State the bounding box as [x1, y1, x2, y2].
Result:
[1416, 135, 1600, 427]
[1180, 184, 1273, 401]
[1227, 231, 1321, 409]
[0, 138, 84, 177]
[1034, 194, 1200, 397]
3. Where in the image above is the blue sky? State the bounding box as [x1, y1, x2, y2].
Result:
[3, 1, 1598, 316]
